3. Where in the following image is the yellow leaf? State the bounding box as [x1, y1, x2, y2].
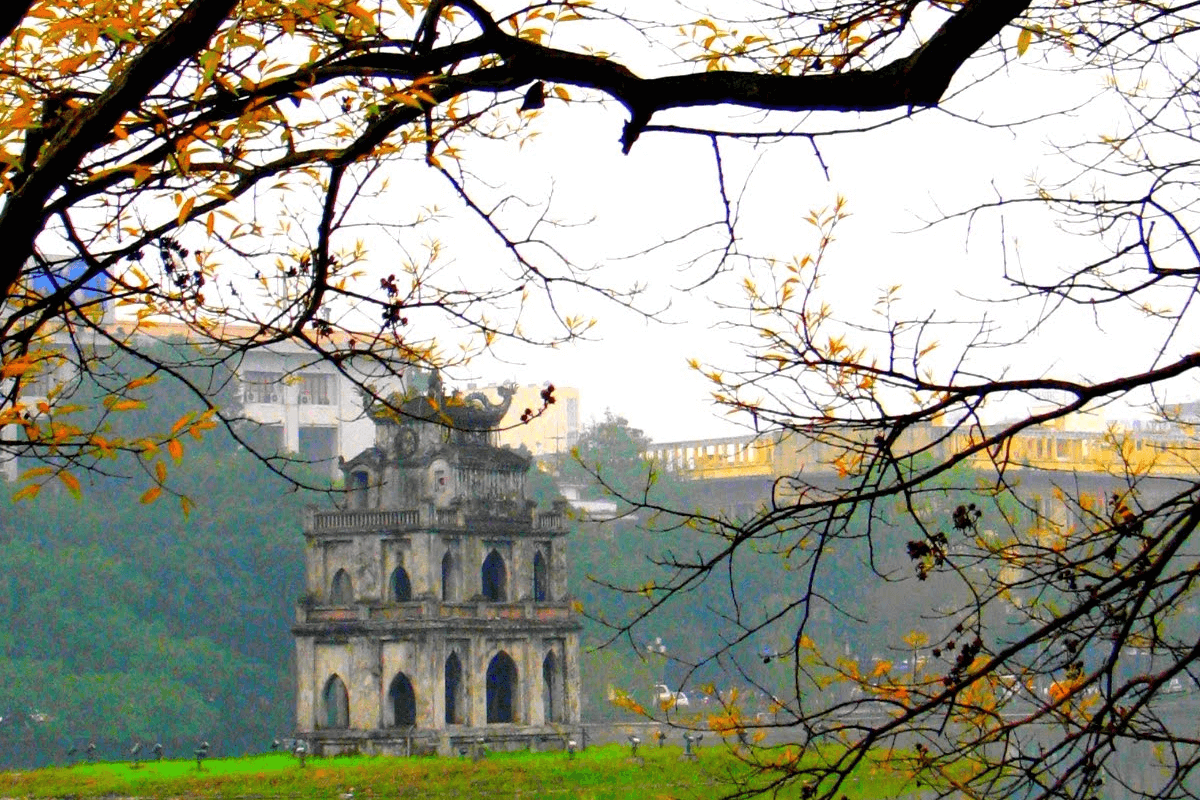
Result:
[12, 483, 40, 502]
[57, 471, 81, 498]
[177, 196, 196, 226]
[180, 495, 194, 518]
[108, 399, 146, 412]
[140, 485, 162, 505]
[552, 85, 570, 101]
[168, 439, 184, 463]
[1017, 27, 1032, 56]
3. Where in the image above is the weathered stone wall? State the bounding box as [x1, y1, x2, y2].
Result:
[295, 389, 581, 751]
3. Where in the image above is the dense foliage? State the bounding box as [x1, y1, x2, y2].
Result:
[0, 370, 310, 767]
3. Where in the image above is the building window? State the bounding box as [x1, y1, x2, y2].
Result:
[445, 652, 464, 725]
[388, 672, 417, 727]
[565, 397, 579, 447]
[321, 675, 349, 729]
[19, 364, 54, 398]
[441, 552, 458, 602]
[542, 651, 562, 723]
[349, 471, 369, 510]
[242, 371, 283, 404]
[486, 651, 518, 723]
[533, 550, 548, 602]
[330, 569, 353, 605]
[482, 550, 507, 602]
[298, 373, 333, 405]
[298, 426, 338, 464]
[391, 566, 412, 602]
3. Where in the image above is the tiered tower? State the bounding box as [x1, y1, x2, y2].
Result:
[292, 376, 581, 755]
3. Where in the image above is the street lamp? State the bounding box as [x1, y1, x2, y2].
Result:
[647, 637, 668, 685]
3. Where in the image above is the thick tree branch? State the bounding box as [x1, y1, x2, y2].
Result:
[0, 1, 35, 47]
[0, 0, 240, 302]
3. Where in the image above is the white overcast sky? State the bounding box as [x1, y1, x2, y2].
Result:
[421, 46, 1187, 444]
[156, 8, 1191, 445]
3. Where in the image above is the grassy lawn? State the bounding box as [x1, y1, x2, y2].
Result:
[0, 744, 918, 799]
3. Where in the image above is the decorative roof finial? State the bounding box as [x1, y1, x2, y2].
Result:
[427, 370, 444, 403]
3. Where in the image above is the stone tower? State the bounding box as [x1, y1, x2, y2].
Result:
[292, 377, 581, 755]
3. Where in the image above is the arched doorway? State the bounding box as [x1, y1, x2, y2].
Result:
[486, 651, 518, 723]
[533, 551, 548, 602]
[388, 672, 416, 727]
[441, 552, 458, 602]
[542, 651, 561, 722]
[330, 569, 353, 605]
[481, 550, 507, 602]
[321, 674, 349, 728]
[390, 565, 412, 602]
[445, 652, 464, 725]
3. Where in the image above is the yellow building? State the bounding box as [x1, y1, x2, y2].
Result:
[493, 383, 581, 456]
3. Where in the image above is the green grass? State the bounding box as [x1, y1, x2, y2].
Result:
[0, 744, 916, 799]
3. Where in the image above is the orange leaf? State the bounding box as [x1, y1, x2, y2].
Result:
[12, 483, 40, 502]
[57, 471, 81, 498]
[156, 460, 168, 483]
[177, 196, 196, 226]
[140, 485, 162, 505]
[170, 413, 194, 436]
[1, 359, 33, 378]
[167, 439, 184, 463]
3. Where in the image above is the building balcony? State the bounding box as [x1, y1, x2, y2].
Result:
[304, 506, 566, 535]
[296, 599, 576, 626]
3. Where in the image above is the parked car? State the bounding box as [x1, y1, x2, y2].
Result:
[652, 684, 689, 708]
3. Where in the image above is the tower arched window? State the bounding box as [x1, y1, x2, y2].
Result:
[445, 652, 464, 725]
[481, 549, 507, 602]
[349, 470, 369, 509]
[390, 565, 412, 602]
[486, 651, 518, 723]
[533, 550, 548, 602]
[388, 672, 416, 727]
[542, 651, 562, 723]
[441, 552, 458, 602]
[321, 674, 349, 729]
[330, 569, 353, 605]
